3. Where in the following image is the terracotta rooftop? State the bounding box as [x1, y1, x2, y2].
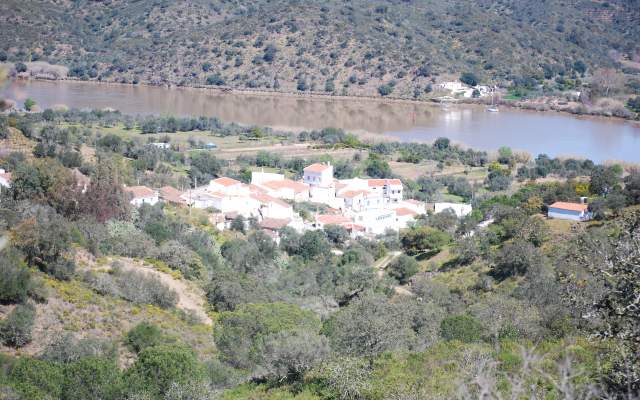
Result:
[339, 190, 369, 199]
[549, 202, 588, 212]
[123, 186, 156, 199]
[304, 163, 331, 173]
[395, 207, 418, 217]
[262, 179, 309, 193]
[316, 214, 353, 225]
[158, 186, 186, 204]
[212, 177, 241, 187]
[245, 183, 268, 194]
[250, 193, 292, 208]
[368, 178, 402, 187]
[260, 217, 291, 230]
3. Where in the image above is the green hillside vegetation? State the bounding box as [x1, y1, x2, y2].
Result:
[1, 109, 640, 398]
[1, 0, 639, 104]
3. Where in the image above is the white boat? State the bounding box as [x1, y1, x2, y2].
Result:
[486, 107, 499, 112]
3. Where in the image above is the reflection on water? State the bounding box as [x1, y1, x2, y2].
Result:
[2, 80, 640, 162]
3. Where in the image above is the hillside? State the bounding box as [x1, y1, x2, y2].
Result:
[1, 108, 640, 398]
[1, 0, 640, 98]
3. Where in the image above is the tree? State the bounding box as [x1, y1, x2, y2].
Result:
[324, 294, 423, 357]
[0, 303, 36, 347]
[298, 230, 331, 260]
[124, 344, 205, 397]
[324, 224, 349, 247]
[387, 254, 419, 284]
[433, 137, 450, 150]
[81, 156, 131, 222]
[623, 171, 640, 205]
[206, 74, 225, 86]
[8, 358, 65, 399]
[63, 357, 122, 400]
[492, 240, 542, 280]
[377, 84, 393, 96]
[627, 96, 640, 113]
[0, 247, 33, 304]
[589, 165, 620, 196]
[23, 98, 36, 111]
[229, 215, 246, 233]
[400, 226, 451, 255]
[592, 68, 622, 97]
[259, 330, 329, 381]
[365, 154, 392, 178]
[460, 72, 479, 86]
[15, 62, 27, 73]
[11, 208, 76, 279]
[440, 314, 484, 342]
[126, 323, 166, 353]
[214, 302, 321, 370]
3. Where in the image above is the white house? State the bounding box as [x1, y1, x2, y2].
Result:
[303, 163, 333, 187]
[353, 208, 398, 235]
[367, 179, 403, 204]
[0, 169, 12, 188]
[251, 170, 284, 185]
[123, 186, 159, 207]
[150, 142, 171, 149]
[434, 202, 473, 217]
[251, 193, 294, 220]
[313, 214, 353, 230]
[209, 177, 247, 196]
[395, 207, 418, 229]
[547, 202, 592, 222]
[260, 179, 310, 201]
[395, 199, 427, 215]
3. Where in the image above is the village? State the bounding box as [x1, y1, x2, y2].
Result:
[121, 161, 473, 242]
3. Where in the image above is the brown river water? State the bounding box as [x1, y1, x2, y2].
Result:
[2, 80, 640, 163]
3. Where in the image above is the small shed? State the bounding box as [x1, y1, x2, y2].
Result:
[547, 202, 592, 221]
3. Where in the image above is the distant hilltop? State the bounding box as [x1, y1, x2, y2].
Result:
[1, 0, 639, 100]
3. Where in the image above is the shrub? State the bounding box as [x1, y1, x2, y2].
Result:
[1, 303, 36, 347]
[259, 330, 329, 380]
[8, 358, 65, 399]
[62, 357, 122, 400]
[86, 269, 178, 309]
[460, 72, 479, 86]
[377, 84, 393, 96]
[41, 334, 117, 363]
[387, 255, 419, 284]
[124, 344, 205, 397]
[0, 248, 32, 304]
[126, 322, 166, 353]
[440, 314, 484, 342]
[154, 240, 204, 279]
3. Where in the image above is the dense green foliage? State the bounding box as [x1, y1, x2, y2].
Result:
[2, 0, 639, 99]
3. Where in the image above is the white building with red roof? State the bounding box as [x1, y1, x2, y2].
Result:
[0, 169, 12, 188]
[367, 178, 403, 204]
[548, 201, 592, 221]
[303, 162, 333, 187]
[260, 179, 310, 202]
[123, 185, 159, 207]
[250, 193, 294, 220]
[209, 177, 247, 196]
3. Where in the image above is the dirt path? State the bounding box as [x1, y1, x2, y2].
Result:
[111, 258, 212, 326]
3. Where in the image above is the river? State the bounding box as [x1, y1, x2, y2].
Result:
[2, 80, 640, 163]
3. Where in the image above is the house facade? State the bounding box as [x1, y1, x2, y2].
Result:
[548, 202, 592, 221]
[123, 186, 159, 207]
[303, 163, 333, 187]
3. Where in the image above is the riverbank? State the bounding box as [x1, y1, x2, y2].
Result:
[7, 75, 640, 126]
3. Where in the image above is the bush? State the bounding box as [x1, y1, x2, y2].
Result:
[62, 357, 121, 400]
[0, 248, 33, 304]
[460, 72, 479, 86]
[387, 255, 419, 284]
[259, 330, 330, 380]
[8, 358, 65, 399]
[86, 269, 178, 309]
[1, 303, 36, 347]
[126, 322, 165, 353]
[377, 84, 393, 96]
[440, 314, 484, 342]
[124, 344, 205, 397]
[41, 334, 117, 363]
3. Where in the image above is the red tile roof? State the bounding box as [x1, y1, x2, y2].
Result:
[212, 177, 241, 187]
[340, 190, 369, 199]
[316, 214, 353, 225]
[260, 218, 291, 230]
[395, 207, 418, 217]
[262, 179, 309, 193]
[367, 178, 402, 187]
[304, 163, 330, 173]
[245, 183, 268, 194]
[123, 186, 156, 199]
[250, 193, 292, 208]
[158, 186, 186, 205]
[549, 202, 588, 212]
